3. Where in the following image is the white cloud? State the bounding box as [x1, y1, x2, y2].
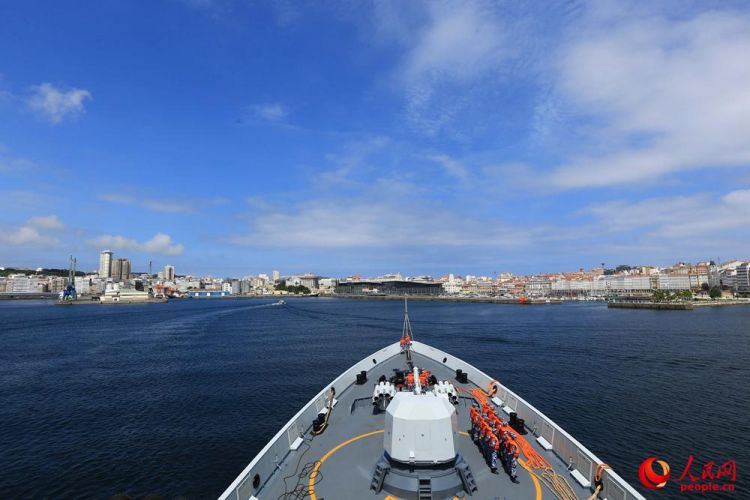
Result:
[401, 2, 508, 84]
[0, 215, 64, 247]
[87, 232, 185, 256]
[229, 199, 544, 249]
[0, 156, 36, 174]
[369, 1, 511, 136]
[246, 103, 288, 122]
[583, 190, 750, 240]
[723, 189, 750, 206]
[548, 9, 750, 188]
[426, 154, 469, 182]
[27, 83, 92, 124]
[312, 136, 390, 188]
[28, 214, 64, 229]
[98, 193, 195, 214]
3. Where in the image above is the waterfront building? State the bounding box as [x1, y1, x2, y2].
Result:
[272, 270, 280, 282]
[335, 279, 442, 296]
[111, 258, 131, 282]
[526, 276, 552, 296]
[285, 276, 302, 287]
[8, 275, 46, 293]
[74, 276, 91, 294]
[655, 274, 691, 290]
[299, 274, 320, 290]
[318, 277, 338, 293]
[164, 265, 175, 281]
[442, 275, 462, 295]
[737, 263, 750, 294]
[47, 277, 66, 293]
[100, 284, 152, 303]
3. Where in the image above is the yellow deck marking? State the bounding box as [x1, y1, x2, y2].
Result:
[519, 458, 543, 500]
[308, 429, 384, 500]
[309, 429, 542, 500]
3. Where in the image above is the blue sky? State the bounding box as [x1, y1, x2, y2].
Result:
[1, 0, 749, 277]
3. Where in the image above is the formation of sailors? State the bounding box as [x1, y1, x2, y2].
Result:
[469, 401, 520, 483]
[405, 368, 431, 387]
[399, 334, 412, 350]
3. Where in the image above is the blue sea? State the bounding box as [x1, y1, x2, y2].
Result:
[1, 298, 748, 499]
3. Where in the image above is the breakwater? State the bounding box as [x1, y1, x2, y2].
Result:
[608, 299, 750, 310]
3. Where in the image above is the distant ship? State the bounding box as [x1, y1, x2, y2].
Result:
[220, 301, 644, 500]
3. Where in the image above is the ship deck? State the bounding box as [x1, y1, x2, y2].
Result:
[254, 350, 592, 500]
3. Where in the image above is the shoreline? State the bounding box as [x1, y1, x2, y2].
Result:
[329, 294, 561, 304]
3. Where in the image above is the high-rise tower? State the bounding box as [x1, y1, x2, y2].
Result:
[164, 265, 175, 281]
[99, 250, 113, 279]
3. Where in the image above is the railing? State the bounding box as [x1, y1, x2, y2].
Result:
[411, 341, 646, 500]
[218, 343, 402, 500]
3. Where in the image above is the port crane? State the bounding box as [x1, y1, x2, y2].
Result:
[61, 255, 77, 301]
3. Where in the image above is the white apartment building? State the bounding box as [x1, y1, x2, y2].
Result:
[736, 263, 750, 293]
[655, 274, 691, 290]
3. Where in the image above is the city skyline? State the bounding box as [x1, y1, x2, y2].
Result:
[2, 1, 750, 276]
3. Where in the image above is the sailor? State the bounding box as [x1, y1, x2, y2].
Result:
[501, 433, 511, 466]
[507, 440, 520, 483]
[470, 405, 480, 442]
[482, 424, 492, 463]
[489, 425, 499, 473]
[406, 371, 415, 387]
[400, 336, 406, 349]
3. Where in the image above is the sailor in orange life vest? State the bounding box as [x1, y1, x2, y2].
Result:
[470, 402, 480, 442]
[488, 424, 499, 473]
[503, 434, 520, 483]
[400, 334, 412, 350]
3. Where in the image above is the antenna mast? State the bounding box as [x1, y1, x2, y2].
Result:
[401, 297, 414, 341]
